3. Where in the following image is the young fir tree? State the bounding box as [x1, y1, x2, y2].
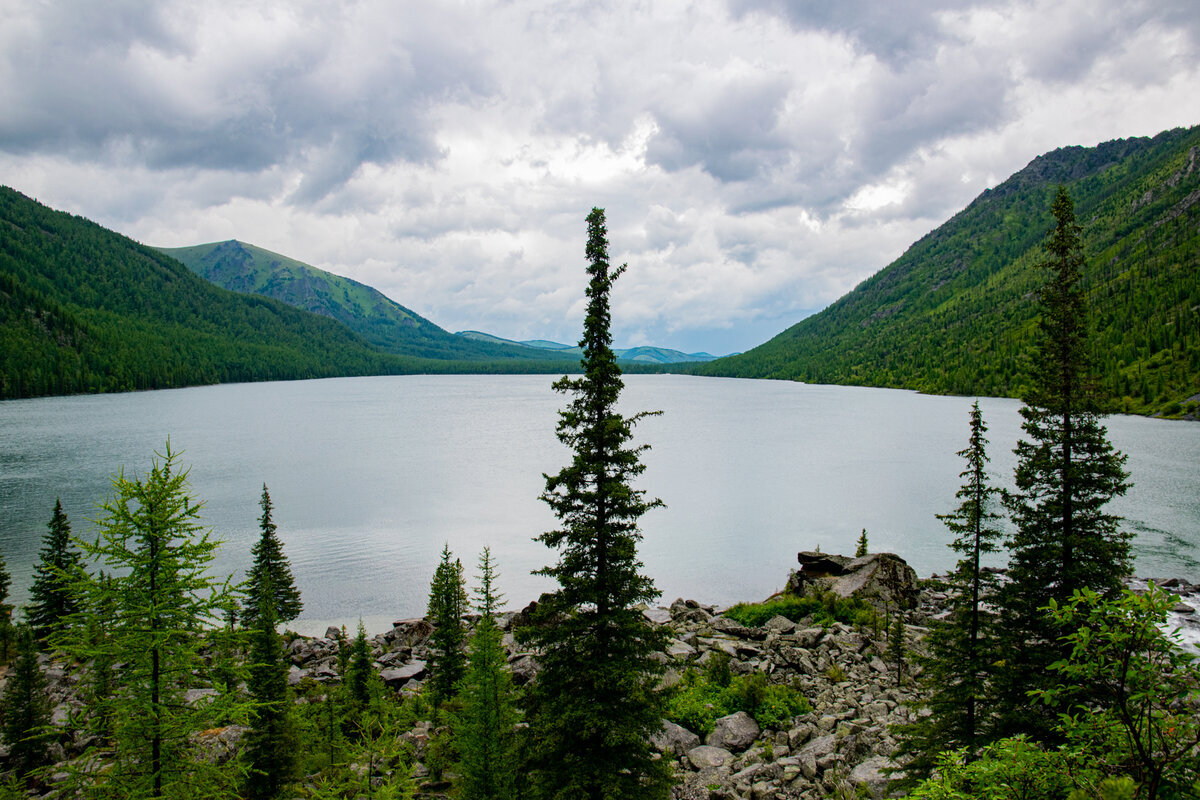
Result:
[997, 187, 1132, 737]
[345, 620, 373, 712]
[27, 499, 85, 643]
[457, 548, 517, 800]
[894, 402, 1004, 783]
[521, 208, 671, 800]
[243, 575, 299, 800]
[0, 550, 11, 663]
[244, 485, 302, 626]
[855, 529, 869, 558]
[426, 544, 468, 708]
[0, 624, 52, 782]
[65, 444, 243, 799]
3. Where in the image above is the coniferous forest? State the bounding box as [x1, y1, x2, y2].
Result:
[1, 202, 1198, 799]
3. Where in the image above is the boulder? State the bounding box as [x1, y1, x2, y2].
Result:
[651, 719, 701, 756]
[389, 618, 434, 647]
[849, 755, 898, 799]
[191, 725, 248, 765]
[706, 711, 760, 752]
[380, 660, 427, 687]
[508, 653, 539, 685]
[687, 744, 733, 770]
[789, 551, 920, 610]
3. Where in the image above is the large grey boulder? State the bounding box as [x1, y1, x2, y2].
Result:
[789, 551, 919, 609]
[687, 744, 733, 770]
[850, 755, 898, 799]
[651, 719, 701, 756]
[706, 711, 760, 752]
[380, 660, 427, 687]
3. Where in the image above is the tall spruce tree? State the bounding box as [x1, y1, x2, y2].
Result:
[0, 623, 52, 781]
[243, 575, 299, 800]
[0, 549, 11, 663]
[521, 208, 670, 800]
[894, 401, 1004, 782]
[65, 444, 242, 799]
[244, 484, 302, 626]
[997, 186, 1132, 737]
[28, 498, 85, 642]
[426, 544, 468, 708]
[457, 548, 517, 800]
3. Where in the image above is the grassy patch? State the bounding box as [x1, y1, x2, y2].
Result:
[665, 669, 810, 735]
[722, 590, 872, 628]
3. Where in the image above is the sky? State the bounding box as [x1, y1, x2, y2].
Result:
[1, 1, 1198, 355]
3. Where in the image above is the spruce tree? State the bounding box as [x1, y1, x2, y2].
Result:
[0, 550, 11, 663]
[855, 529, 869, 558]
[521, 207, 671, 800]
[244, 484, 302, 627]
[457, 548, 517, 800]
[0, 624, 52, 781]
[894, 401, 1004, 782]
[997, 186, 1132, 737]
[28, 499, 85, 643]
[426, 544, 468, 708]
[65, 444, 242, 799]
[346, 620, 372, 711]
[243, 576, 299, 800]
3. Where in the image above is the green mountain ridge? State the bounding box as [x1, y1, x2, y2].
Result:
[455, 330, 718, 364]
[159, 240, 575, 364]
[694, 126, 1200, 416]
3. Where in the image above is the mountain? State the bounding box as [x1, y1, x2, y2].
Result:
[455, 330, 719, 364]
[159, 240, 574, 364]
[696, 126, 1200, 416]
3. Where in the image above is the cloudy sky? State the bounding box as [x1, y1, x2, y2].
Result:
[2, 0, 1197, 355]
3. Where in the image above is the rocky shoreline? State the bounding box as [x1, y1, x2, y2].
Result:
[10, 552, 1200, 799]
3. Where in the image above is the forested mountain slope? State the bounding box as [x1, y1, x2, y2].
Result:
[697, 126, 1200, 416]
[160, 240, 574, 364]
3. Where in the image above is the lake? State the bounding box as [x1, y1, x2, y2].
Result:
[1, 374, 1198, 635]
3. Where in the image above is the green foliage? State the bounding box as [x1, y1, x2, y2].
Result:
[0, 624, 52, 780]
[27, 498, 85, 642]
[998, 187, 1133, 739]
[456, 548, 518, 800]
[243, 575, 300, 800]
[704, 650, 732, 688]
[426, 544, 468, 708]
[895, 402, 1005, 782]
[61, 443, 244, 799]
[696, 126, 1200, 416]
[521, 208, 671, 800]
[665, 669, 810, 735]
[0, 549, 10, 663]
[244, 485, 303, 626]
[1037, 586, 1200, 800]
[855, 529, 869, 558]
[723, 590, 871, 629]
[346, 620, 372, 712]
[906, 739, 1097, 800]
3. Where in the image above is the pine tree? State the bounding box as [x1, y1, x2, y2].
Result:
[894, 401, 1004, 782]
[28, 499, 85, 642]
[426, 544, 468, 708]
[997, 186, 1132, 737]
[244, 484, 302, 627]
[64, 443, 243, 799]
[0, 624, 52, 781]
[855, 529, 869, 558]
[457, 548, 517, 800]
[243, 575, 299, 800]
[521, 208, 671, 800]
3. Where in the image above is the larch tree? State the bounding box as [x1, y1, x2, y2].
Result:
[895, 401, 1004, 782]
[65, 444, 242, 799]
[28, 498, 85, 642]
[244, 484, 302, 627]
[457, 547, 517, 800]
[521, 207, 671, 800]
[426, 544, 468, 708]
[997, 186, 1132, 737]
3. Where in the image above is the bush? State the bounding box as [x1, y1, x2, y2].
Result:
[723, 590, 871, 629]
[665, 669, 809, 735]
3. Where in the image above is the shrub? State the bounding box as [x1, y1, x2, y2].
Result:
[723, 590, 870, 629]
[665, 669, 809, 735]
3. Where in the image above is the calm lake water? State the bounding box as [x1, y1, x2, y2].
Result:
[1, 374, 1198, 635]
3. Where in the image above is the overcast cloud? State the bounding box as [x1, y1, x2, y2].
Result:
[1, 0, 1197, 354]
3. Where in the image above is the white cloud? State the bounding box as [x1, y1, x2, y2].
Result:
[0, 0, 1197, 354]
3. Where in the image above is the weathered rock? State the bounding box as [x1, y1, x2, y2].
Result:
[687, 744, 734, 770]
[849, 755, 898, 799]
[789, 551, 920, 609]
[763, 614, 796, 633]
[706, 711, 760, 752]
[380, 660, 427, 687]
[652, 719, 701, 756]
[184, 688, 218, 707]
[666, 638, 698, 659]
[389, 618, 435, 647]
[191, 725, 248, 765]
[508, 653, 539, 685]
[643, 606, 673, 625]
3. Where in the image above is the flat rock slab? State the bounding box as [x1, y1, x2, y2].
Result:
[380, 660, 427, 686]
[688, 745, 733, 770]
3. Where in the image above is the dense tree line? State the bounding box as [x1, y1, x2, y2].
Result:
[696, 126, 1200, 416]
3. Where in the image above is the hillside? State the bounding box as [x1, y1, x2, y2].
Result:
[160, 240, 575, 364]
[696, 126, 1200, 416]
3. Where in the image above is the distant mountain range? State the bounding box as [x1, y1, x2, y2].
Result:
[160, 240, 713, 366]
[695, 125, 1200, 416]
